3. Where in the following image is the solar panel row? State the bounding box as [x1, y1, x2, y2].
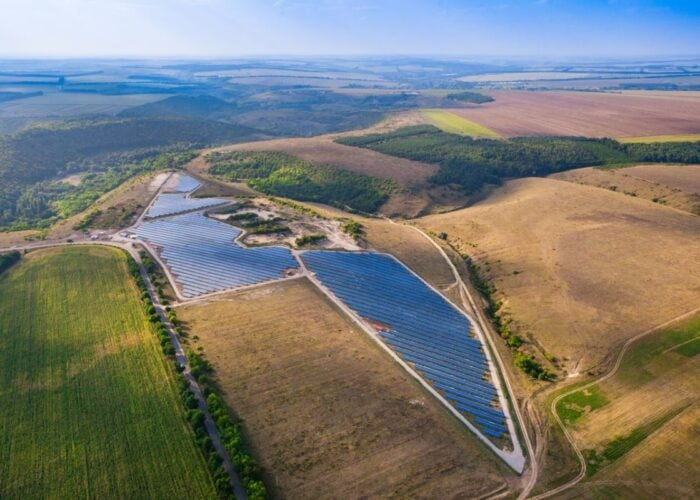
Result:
[134, 212, 299, 297]
[168, 174, 201, 193]
[300, 250, 507, 439]
[145, 193, 228, 218]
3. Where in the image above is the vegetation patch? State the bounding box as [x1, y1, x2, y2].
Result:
[446, 91, 495, 104]
[556, 386, 610, 425]
[341, 219, 364, 239]
[337, 125, 700, 195]
[673, 337, 700, 357]
[206, 151, 395, 213]
[295, 233, 325, 246]
[583, 407, 686, 476]
[0, 250, 20, 274]
[462, 254, 554, 381]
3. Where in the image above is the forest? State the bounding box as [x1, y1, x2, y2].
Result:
[0, 117, 261, 230]
[337, 126, 700, 193]
[207, 151, 394, 213]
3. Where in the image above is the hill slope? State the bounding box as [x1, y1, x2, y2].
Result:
[418, 177, 700, 372]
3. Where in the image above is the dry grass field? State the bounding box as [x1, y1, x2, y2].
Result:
[552, 164, 700, 215]
[417, 177, 700, 372]
[177, 279, 516, 499]
[449, 91, 700, 138]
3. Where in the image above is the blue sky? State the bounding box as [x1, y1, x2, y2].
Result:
[1, 0, 698, 58]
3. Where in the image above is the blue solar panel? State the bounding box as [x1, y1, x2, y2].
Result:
[301, 250, 507, 440]
[168, 174, 201, 193]
[146, 193, 227, 218]
[134, 212, 299, 297]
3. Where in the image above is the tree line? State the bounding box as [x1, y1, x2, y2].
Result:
[337, 125, 700, 194]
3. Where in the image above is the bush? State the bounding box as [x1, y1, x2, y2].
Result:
[295, 234, 326, 247]
[0, 251, 21, 274]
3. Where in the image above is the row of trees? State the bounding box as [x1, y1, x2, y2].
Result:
[130, 252, 268, 499]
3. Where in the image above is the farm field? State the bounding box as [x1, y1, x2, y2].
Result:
[0, 92, 169, 118]
[417, 177, 700, 373]
[448, 90, 700, 138]
[177, 279, 515, 498]
[557, 314, 700, 497]
[421, 108, 501, 138]
[0, 246, 216, 499]
[551, 164, 700, 215]
[619, 133, 700, 143]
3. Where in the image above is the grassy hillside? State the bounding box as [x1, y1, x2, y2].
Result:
[0, 246, 216, 499]
[337, 125, 700, 194]
[206, 150, 395, 213]
[418, 177, 700, 373]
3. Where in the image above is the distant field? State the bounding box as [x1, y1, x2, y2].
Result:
[449, 91, 700, 138]
[0, 92, 169, 118]
[0, 246, 215, 498]
[421, 109, 501, 138]
[619, 134, 700, 143]
[177, 279, 513, 498]
[417, 177, 700, 372]
[458, 72, 597, 82]
[559, 314, 700, 496]
[552, 164, 700, 215]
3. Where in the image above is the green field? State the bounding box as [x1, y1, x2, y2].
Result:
[421, 108, 501, 138]
[0, 246, 216, 499]
[619, 134, 700, 143]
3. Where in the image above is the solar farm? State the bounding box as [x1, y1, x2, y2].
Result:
[130, 174, 523, 469]
[145, 193, 229, 218]
[134, 212, 299, 298]
[166, 174, 202, 193]
[301, 251, 522, 468]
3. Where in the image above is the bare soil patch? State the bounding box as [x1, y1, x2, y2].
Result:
[450, 91, 700, 138]
[178, 279, 515, 498]
[417, 177, 700, 372]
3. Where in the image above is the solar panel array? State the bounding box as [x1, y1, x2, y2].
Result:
[168, 174, 201, 193]
[145, 193, 228, 218]
[301, 251, 507, 440]
[134, 212, 299, 298]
